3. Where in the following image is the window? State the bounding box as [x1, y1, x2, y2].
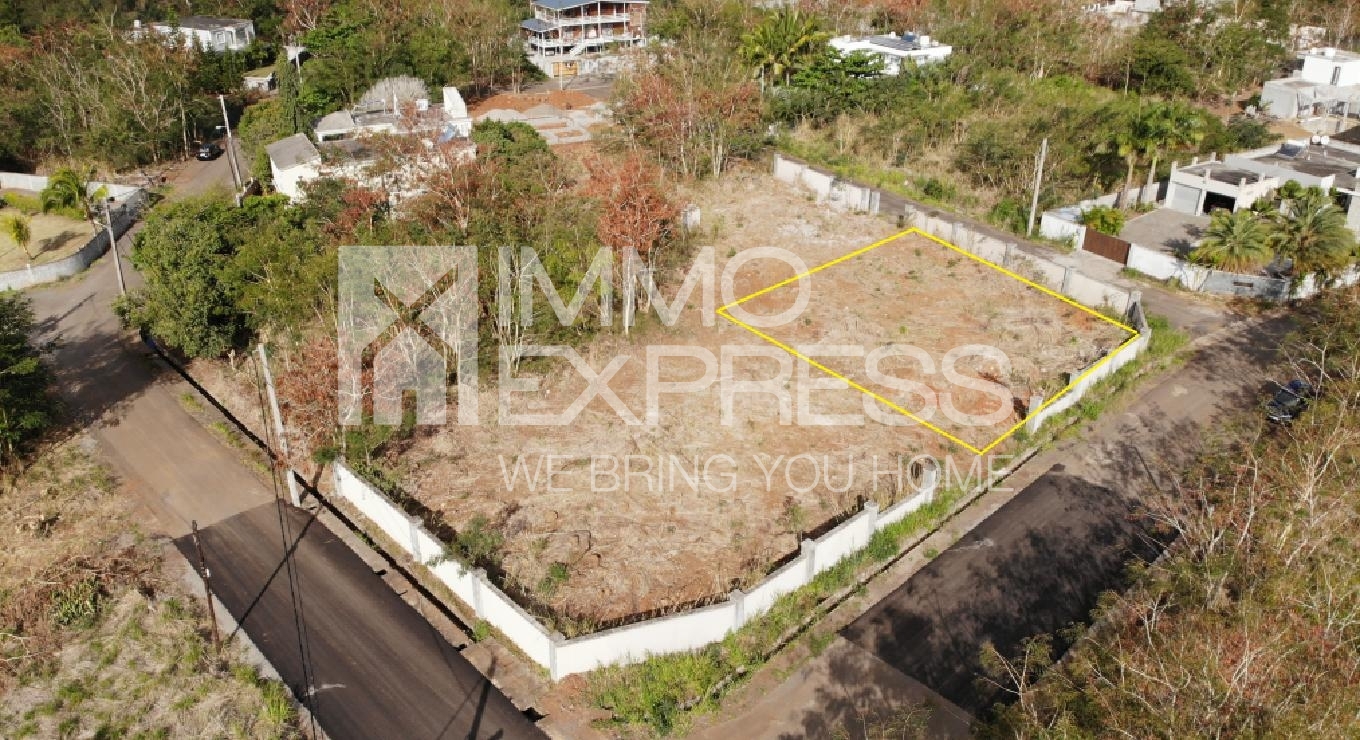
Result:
[1332, 65, 1342, 86]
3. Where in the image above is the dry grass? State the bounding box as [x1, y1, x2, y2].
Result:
[0, 438, 299, 738]
[390, 172, 1125, 626]
[0, 197, 95, 271]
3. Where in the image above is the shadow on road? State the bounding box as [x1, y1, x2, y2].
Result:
[841, 465, 1171, 718]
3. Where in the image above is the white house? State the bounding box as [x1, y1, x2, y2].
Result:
[1261, 47, 1360, 120]
[314, 80, 473, 143]
[140, 16, 256, 52]
[265, 134, 322, 202]
[827, 32, 951, 75]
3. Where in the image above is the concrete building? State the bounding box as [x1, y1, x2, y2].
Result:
[521, 0, 649, 78]
[140, 16, 255, 52]
[1261, 47, 1360, 120]
[265, 134, 322, 202]
[1164, 140, 1360, 229]
[827, 32, 951, 74]
[314, 80, 473, 143]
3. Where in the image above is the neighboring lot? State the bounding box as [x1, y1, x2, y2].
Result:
[384, 174, 1130, 627]
[0, 191, 95, 272]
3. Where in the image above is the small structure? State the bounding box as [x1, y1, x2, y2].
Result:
[314, 78, 473, 143]
[827, 32, 951, 74]
[1261, 47, 1360, 120]
[140, 16, 255, 52]
[243, 66, 276, 93]
[522, 0, 650, 78]
[265, 134, 322, 202]
[1083, 0, 1162, 29]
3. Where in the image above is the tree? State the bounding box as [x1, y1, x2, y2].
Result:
[1189, 208, 1272, 272]
[1269, 186, 1357, 279]
[118, 198, 245, 358]
[739, 9, 830, 86]
[0, 213, 33, 260]
[1141, 102, 1204, 197]
[0, 293, 54, 468]
[39, 168, 93, 220]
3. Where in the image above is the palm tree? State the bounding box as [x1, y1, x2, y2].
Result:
[40, 168, 90, 219]
[1268, 186, 1357, 280]
[739, 10, 830, 87]
[1189, 208, 1272, 272]
[1141, 103, 1204, 201]
[0, 214, 34, 260]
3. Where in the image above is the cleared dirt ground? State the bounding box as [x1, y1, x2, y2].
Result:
[394, 172, 1129, 625]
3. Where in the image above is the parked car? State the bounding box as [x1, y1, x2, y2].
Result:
[1266, 379, 1313, 423]
[196, 142, 224, 161]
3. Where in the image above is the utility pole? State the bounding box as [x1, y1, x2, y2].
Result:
[1027, 137, 1048, 237]
[102, 202, 126, 296]
[218, 94, 243, 196]
[190, 520, 223, 655]
[257, 343, 302, 506]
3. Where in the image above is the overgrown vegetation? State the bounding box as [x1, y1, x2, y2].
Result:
[0, 441, 299, 738]
[979, 286, 1360, 736]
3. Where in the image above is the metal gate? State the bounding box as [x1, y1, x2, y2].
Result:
[1082, 228, 1131, 265]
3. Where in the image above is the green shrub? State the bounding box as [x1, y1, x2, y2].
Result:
[2, 192, 42, 215]
[1078, 205, 1125, 236]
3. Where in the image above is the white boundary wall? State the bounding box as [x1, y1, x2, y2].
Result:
[332, 461, 941, 680]
[1025, 301, 1151, 434]
[773, 154, 880, 214]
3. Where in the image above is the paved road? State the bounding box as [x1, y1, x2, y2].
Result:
[28, 222, 543, 738]
[840, 314, 1293, 720]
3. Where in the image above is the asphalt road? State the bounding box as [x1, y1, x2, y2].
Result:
[839, 315, 1294, 719]
[28, 209, 543, 738]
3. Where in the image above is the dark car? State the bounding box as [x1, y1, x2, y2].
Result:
[1266, 379, 1313, 423]
[196, 142, 224, 161]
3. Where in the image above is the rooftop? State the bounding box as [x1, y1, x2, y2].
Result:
[266, 134, 320, 170]
[532, 0, 648, 9]
[1177, 161, 1265, 186]
[1303, 47, 1360, 63]
[153, 16, 251, 31]
[1255, 142, 1360, 190]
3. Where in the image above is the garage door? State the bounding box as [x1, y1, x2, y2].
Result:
[1169, 184, 1201, 215]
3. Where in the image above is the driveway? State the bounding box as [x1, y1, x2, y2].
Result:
[28, 235, 544, 739]
[694, 314, 1293, 738]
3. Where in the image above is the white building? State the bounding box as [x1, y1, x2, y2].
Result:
[1260, 47, 1360, 120]
[827, 32, 951, 75]
[265, 134, 322, 203]
[140, 16, 256, 52]
[314, 81, 473, 143]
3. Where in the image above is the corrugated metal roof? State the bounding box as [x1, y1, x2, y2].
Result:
[532, 0, 647, 10]
[521, 18, 555, 33]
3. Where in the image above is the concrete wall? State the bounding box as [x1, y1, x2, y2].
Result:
[773, 153, 880, 214]
[0, 173, 144, 291]
[1025, 313, 1150, 435]
[331, 459, 942, 680]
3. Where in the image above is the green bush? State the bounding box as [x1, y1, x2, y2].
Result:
[1079, 205, 1125, 236]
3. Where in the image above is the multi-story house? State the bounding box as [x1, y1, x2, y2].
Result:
[521, 0, 649, 78]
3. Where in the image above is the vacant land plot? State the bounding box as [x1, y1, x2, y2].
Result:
[382, 173, 1128, 627]
[728, 230, 1131, 451]
[0, 192, 95, 271]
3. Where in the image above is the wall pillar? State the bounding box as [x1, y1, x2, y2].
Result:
[1060, 265, 1074, 296]
[471, 568, 487, 617]
[729, 589, 747, 625]
[801, 538, 816, 580]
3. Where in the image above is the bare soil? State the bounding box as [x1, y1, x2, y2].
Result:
[389, 172, 1128, 625]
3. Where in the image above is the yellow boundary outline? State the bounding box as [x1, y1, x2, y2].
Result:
[716, 227, 1140, 456]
